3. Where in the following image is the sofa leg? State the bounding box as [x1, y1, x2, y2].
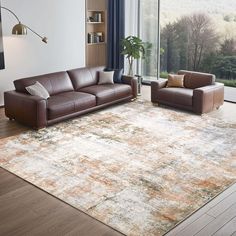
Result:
[34, 126, 46, 131]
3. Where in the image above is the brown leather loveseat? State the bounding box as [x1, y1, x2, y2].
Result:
[151, 70, 224, 114]
[4, 66, 137, 129]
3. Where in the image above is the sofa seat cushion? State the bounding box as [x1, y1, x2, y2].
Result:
[79, 84, 132, 105]
[157, 88, 193, 107]
[47, 92, 96, 120]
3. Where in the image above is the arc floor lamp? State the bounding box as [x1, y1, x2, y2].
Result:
[1, 6, 48, 43]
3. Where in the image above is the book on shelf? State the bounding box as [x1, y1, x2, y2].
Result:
[88, 32, 104, 44]
[94, 12, 102, 22]
[87, 12, 102, 23]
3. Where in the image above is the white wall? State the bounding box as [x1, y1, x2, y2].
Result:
[0, 0, 85, 106]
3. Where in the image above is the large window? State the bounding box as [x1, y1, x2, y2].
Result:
[140, 0, 236, 88]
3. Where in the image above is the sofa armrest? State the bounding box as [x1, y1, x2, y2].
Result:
[151, 79, 168, 102]
[193, 83, 224, 114]
[122, 75, 138, 98]
[4, 91, 47, 129]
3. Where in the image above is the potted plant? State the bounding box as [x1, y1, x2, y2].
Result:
[121, 36, 145, 76]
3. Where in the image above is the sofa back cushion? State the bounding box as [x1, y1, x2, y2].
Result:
[14, 71, 74, 96]
[67, 66, 105, 90]
[178, 70, 215, 89]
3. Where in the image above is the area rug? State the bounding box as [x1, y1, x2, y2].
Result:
[0, 100, 236, 236]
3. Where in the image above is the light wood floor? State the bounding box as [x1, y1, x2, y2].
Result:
[0, 86, 236, 236]
[224, 86, 236, 103]
[165, 183, 236, 236]
[0, 168, 123, 236]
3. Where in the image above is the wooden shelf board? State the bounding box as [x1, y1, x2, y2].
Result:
[87, 42, 106, 46]
[87, 22, 104, 24]
[87, 10, 105, 12]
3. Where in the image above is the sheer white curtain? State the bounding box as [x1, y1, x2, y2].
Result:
[124, 0, 139, 75]
[140, 0, 159, 79]
[124, 0, 160, 79]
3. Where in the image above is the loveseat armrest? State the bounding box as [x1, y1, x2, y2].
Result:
[122, 75, 138, 98]
[151, 79, 168, 102]
[4, 91, 47, 129]
[193, 82, 224, 114]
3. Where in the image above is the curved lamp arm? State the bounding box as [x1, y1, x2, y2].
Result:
[1, 6, 48, 43]
[1, 6, 21, 23]
[24, 25, 48, 43]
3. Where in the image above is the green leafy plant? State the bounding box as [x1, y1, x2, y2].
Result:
[121, 36, 145, 75]
[160, 71, 168, 78]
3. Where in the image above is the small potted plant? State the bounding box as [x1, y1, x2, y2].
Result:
[121, 36, 145, 76]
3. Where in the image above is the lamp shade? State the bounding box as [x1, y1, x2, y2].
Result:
[12, 23, 27, 35]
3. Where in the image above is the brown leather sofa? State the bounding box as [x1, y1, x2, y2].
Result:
[4, 66, 137, 129]
[151, 70, 224, 114]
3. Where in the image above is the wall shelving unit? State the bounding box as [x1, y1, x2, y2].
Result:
[86, 0, 107, 67]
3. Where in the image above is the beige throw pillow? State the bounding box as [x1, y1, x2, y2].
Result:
[26, 81, 50, 99]
[167, 74, 185, 88]
[98, 71, 114, 85]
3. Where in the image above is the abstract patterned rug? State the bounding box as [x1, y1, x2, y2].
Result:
[0, 100, 236, 236]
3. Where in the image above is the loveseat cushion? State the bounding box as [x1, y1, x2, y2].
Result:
[47, 91, 96, 120]
[167, 74, 184, 88]
[67, 66, 105, 90]
[79, 84, 132, 105]
[178, 70, 215, 89]
[157, 88, 193, 107]
[14, 72, 74, 96]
